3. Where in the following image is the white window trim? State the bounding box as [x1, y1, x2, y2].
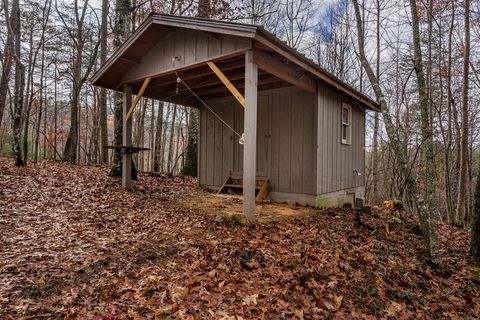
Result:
[341, 103, 352, 145]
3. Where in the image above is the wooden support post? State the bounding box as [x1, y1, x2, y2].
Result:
[243, 50, 257, 224]
[207, 61, 245, 107]
[122, 85, 133, 189]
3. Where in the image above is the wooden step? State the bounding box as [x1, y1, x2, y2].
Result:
[217, 176, 269, 201]
[223, 184, 261, 190]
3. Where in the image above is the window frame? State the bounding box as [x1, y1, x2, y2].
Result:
[341, 103, 352, 145]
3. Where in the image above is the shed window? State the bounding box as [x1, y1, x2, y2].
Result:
[341, 103, 351, 145]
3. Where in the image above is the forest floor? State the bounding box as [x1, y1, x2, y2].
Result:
[0, 157, 479, 319]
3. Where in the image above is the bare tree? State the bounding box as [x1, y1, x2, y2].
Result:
[110, 0, 131, 176]
[0, 0, 13, 128]
[408, 0, 440, 264]
[240, 0, 280, 31]
[371, 0, 382, 202]
[280, 0, 313, 49]
[153, 101, 164, 173]
[198, 0, 210, 17]
[456, 0, 471, 226]
[99, 0, 109, 165]
[352, 0, 440, 265]
[33, 0, 53, 162]
[9, 0, 25, 166]
[445, 0, 456, 223]
[57, 0, 100, 163]
[167, 104, 178, 173]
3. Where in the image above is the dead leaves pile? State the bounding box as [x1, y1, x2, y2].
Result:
[0, 157, 478, 319]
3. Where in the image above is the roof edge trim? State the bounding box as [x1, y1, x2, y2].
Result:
[91, 17, 154, 85]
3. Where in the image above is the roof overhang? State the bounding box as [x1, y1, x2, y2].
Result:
[91, 14, 380, 112]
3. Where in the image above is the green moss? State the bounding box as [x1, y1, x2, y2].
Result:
[315, 195, 335, 208]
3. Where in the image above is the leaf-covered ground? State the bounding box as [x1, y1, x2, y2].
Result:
[0, 157, 479, 319]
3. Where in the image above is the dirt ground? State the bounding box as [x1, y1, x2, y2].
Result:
[0, 157, 479, 319]
[185, 192, 315, 223]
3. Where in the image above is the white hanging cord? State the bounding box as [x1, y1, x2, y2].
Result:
[175, 72, 242, 138]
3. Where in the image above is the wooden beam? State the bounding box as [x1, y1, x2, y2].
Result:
[243, 50, 257, 224]
[193, 74, 279, 97]
[126, 77, 151, 120]
[148, 57, 245, 90]
[176, 70, 267, 94]
[151, 69, 252, 95]
[252, 48, 316, 93]
[207, 61, 245, 107]
[122, 85, 133, 189]
[149, 74, 279, 103]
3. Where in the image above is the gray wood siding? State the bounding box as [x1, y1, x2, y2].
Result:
[123, 29, 251, 82]
[316, 83, 366, 194]
[198, 86, 317, 195]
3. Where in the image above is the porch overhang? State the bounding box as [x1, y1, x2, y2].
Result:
[91, 14, 380, 112]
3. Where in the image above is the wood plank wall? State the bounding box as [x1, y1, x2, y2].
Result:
[199, 86, 317, 195]
[123, 29, 251, 82]
[316, 83, 366, 194]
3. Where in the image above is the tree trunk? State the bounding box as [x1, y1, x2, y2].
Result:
[133, 99, 146, 170]
[0, 0, 14, 128]
[64, 59, 82, 163]
[371, 0, 381, 202]
[457, 0, 470, 226]
[99, 0, 109, 165]
[34, 41, 46, 162]
[153, 101, 164, 172]
[53, 66, 58, 160]
[408, 0, 440, 265]
[197, 0, 210, 18]
[353, 0, 440, 266]
[11, 0, 24, 166]
[167, 104, 177, 173]
[149, 100, 155, 171]
[472, 170, 480, 256]
[110, 0, 131, 176]
[160, 103, 171, 172]
[173, 114, 182, 175]
[59, 0, 97, 164]
[183, 108, 198, 177]
[88, 89, 100, 164]
[22, 28, 36, 164]
[445, 0, 455, 223]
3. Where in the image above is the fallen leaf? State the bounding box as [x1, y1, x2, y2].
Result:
[243, 294, 259, 306]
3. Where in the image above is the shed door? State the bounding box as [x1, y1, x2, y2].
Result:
[232, 94, 270, 178]
[256, 95, 270, 177]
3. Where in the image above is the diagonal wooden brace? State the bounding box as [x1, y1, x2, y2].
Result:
[126, 77, 151, 120]
[207, 61, 245, 108]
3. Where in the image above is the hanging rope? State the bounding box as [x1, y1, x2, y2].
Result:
[175, 72, 242, 138]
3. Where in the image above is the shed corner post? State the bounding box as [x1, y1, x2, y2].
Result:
[243, 50, 258, 224]
[122, 84, 133, 189]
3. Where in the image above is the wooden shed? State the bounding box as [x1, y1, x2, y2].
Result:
[91, 14, 379, 223]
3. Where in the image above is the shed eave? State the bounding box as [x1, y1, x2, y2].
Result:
[254, 29, 380, 112]
[90, 17, 155, 87]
